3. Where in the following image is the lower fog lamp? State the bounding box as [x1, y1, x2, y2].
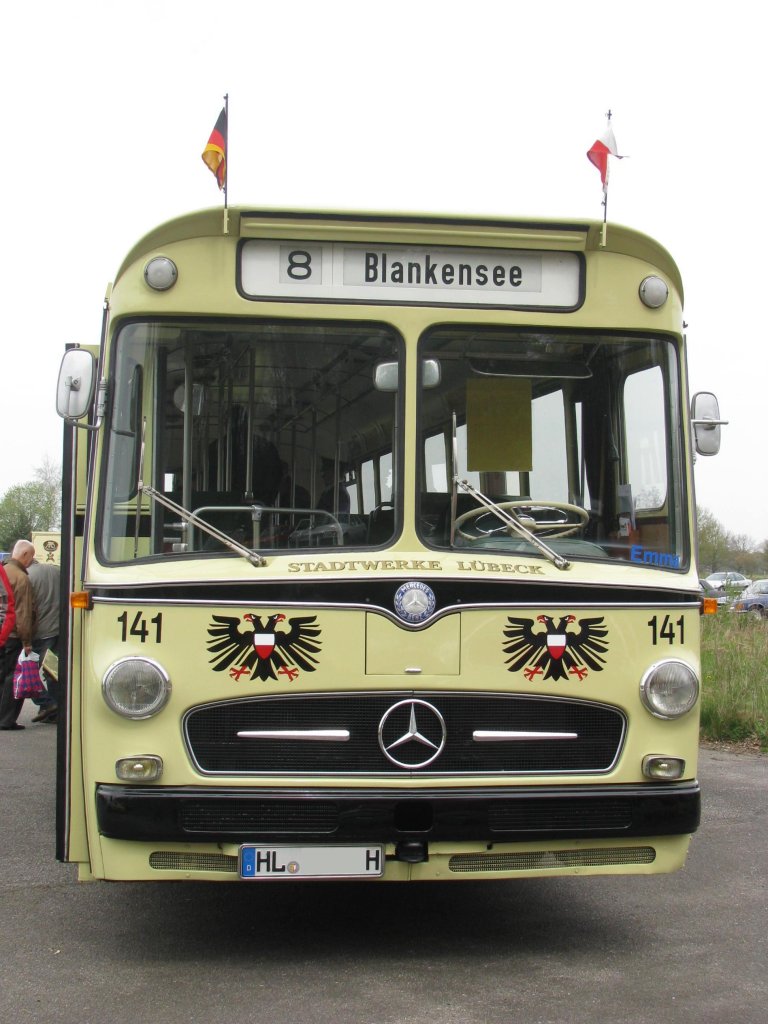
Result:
[642, 755, 686, 780]
[116, 756, 164, 782]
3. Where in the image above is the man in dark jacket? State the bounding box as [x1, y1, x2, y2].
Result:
[0, 540, 38, 731]
[28, 558, 60, 722]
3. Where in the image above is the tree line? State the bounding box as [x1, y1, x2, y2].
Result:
[696, 507, 767, 580]
[0, 459, 61, 552]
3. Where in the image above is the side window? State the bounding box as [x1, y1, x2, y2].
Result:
[424, 432, 448, 492]
[106, 361, 143, 503]
[360, 459, 376, 512]
[358, 454, 392, 512]
[529, 390, 568, 502]
[624, 366, 667, 511]
[379, 452, 393, 503]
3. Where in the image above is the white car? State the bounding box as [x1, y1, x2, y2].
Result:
[290, 513, 367, 548]
[704, 571, 752, 591]
[700, 579, 730, 606]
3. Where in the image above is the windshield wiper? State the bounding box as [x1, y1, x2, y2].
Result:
[138, 484, 267, 567]
[134, 422, 266, 567]
[452, 478, 571, 571]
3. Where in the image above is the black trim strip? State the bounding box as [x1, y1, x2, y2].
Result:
[84, 578, 701, 609]
[96, 782, 700, 844]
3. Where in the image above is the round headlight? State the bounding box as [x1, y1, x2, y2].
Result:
[103, 658, 171, 719]
[640, 659, 699, 719]
[144, 256, 178, 291]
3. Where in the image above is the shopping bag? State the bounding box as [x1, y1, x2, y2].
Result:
[12, 651, 45, 699]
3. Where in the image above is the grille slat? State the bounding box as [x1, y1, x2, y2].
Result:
[184, 693, 625, 776]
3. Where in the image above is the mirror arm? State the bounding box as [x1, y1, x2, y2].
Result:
[691, 417, 729, 428]
[64, 378, 108, 432]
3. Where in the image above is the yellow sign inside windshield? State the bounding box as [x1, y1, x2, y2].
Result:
[466, 378, 532, 471]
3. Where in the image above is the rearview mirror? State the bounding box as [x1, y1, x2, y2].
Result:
[56, 348, 96, 421]
[691, 391, 727, 456]
[374, 359, 441, 391]
[374, 361, 399, 392]
[376, 360, 442, 391]
[422, 359, 441, 388]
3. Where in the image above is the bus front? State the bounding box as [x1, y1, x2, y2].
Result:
[57, 209, 716, 883]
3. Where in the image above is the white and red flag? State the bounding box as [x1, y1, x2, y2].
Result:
[587, 124, 623, 192]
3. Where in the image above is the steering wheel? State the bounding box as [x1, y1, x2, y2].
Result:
[455, 500, 589, 541]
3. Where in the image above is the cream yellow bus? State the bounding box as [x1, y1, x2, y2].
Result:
[55, 207, 724, 883]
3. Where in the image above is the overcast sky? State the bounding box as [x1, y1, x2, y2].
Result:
[1, 1, 765, 545]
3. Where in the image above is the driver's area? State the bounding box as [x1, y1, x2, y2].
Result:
[416, 325, 685, 568]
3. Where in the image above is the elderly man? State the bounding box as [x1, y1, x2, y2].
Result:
[0, 540, 38, 731]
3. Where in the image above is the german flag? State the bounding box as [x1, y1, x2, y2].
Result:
[202, 107, 227, 190]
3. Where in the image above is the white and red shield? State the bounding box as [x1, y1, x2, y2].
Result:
[546, 634, 567, 660]
[252, 633, 275, 659]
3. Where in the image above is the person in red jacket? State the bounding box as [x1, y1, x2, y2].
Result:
[0, 563, 15, 649]
[0, 540, 37, 731]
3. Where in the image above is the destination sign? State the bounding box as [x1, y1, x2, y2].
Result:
[239, 240, 581, 308]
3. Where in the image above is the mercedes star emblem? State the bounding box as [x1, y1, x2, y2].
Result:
[378, 699, 446, 769]
[394, 581, 436, 623]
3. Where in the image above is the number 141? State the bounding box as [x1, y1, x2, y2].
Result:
[117, 611, 163, 643]
[647, 614, 684, 645]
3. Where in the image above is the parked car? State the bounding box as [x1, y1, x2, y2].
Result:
[699, 579, 729, 606]
[704, 571, 752, 591]
[290, 512, 368, 547]
[731, 579, 768, 617]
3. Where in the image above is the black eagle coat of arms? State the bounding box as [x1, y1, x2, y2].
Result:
[503, 614, 609, 682]
[207, 613, 322, 682]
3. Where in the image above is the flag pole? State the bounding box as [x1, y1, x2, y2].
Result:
[600, 108, 611, 248]
[223, 92, 229, 236]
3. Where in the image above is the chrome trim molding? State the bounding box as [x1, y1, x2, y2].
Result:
[473, 730, 578, 742]
[236, 729, 350, 742]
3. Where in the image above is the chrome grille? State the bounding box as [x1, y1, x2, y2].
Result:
[448, 846, 656, 872]
[184, 692, 625, 776]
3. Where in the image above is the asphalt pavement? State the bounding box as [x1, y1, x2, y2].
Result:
[1, 701, 766, 1024]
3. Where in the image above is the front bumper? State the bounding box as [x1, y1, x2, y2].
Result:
[96, 781, 700, 844]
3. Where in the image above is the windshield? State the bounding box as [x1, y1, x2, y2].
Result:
[417, 326, 687, 570]
[99, 319, 401, 562]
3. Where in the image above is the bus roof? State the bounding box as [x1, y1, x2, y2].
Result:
[115, 206, 684, 303]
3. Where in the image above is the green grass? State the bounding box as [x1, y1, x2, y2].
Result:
[700, 611, 768, 750]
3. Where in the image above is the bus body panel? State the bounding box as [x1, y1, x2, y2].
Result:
[58, 209, 703, 882]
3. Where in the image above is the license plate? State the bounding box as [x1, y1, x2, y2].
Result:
[239, 844, 384, 879]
